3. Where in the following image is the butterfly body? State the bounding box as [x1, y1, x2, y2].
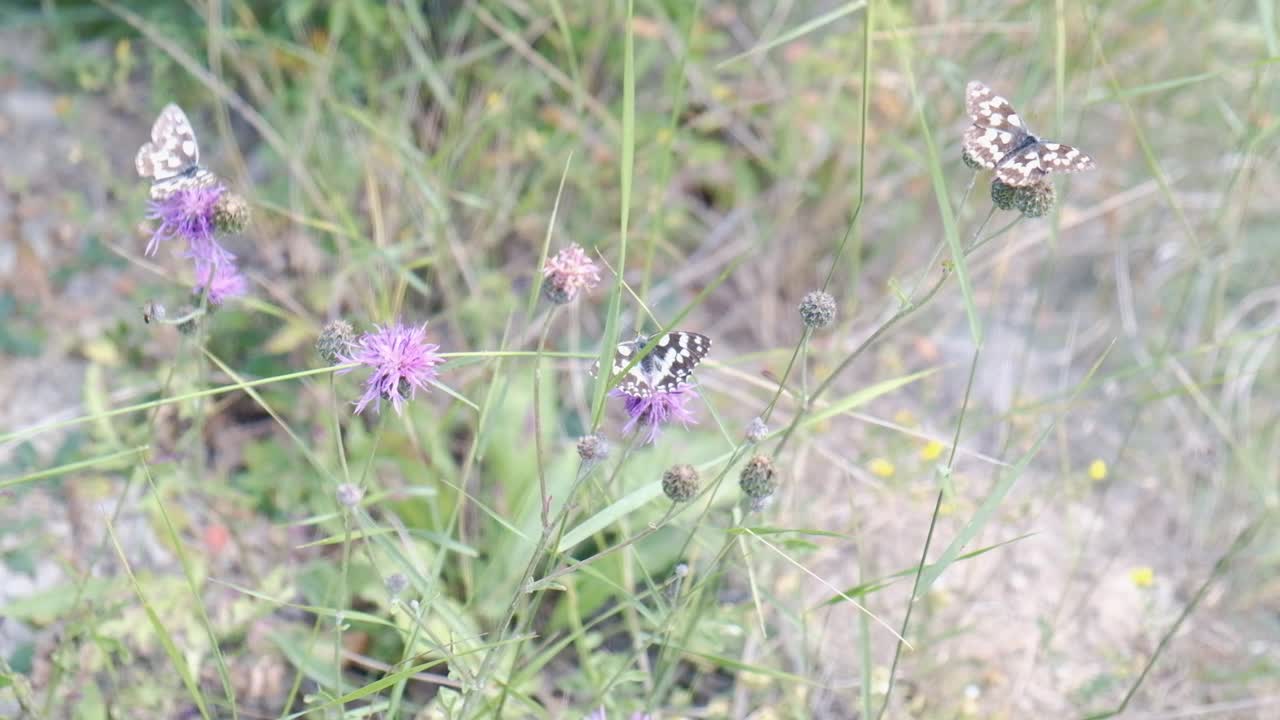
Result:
[963, 81, 1095, 186]
[597, 331, 711, 398]
[135, 103, 218, 200]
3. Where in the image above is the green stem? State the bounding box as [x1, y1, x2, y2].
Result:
[532, 308, 560, 530]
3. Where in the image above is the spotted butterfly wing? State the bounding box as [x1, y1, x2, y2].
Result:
[963, 81, 1095, 187]
[599, 331, 711, 398]
[135, 104, 217, 200]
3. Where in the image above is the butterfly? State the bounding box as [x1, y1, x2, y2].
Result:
[594, 331, 712, 398]
[963, 81, 1096, 186]
[135, 103, 218, 200]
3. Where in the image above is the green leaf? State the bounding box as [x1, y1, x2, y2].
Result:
[1, 578, 118, 623]
[716, 1, 867, 68]
[815, 533, 1035, 608]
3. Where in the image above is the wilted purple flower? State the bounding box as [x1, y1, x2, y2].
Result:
[193, 257, 247, 305]
[339, 322, 446, 415]
[542, 244, 600, 303]
[145, 184, 226, 256]
[612, 384, 698, 445]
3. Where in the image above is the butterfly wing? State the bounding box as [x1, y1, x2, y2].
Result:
[963, 81, 1031, 169]
[647, 331, 711, 394]
[994, 141, 1096, 187]
[596, 331, 712, 398]
[611, 337, 657, 398]
[135, 104, 201, 183]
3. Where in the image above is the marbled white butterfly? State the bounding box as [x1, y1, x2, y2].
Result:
[963, 81, 1095, 186]
[135, 104, 218, 200]
[595, 331, 711, 398]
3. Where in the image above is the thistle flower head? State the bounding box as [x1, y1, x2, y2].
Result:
[611, 384, 698, 445]
[799, 290, 837, 329]
[1015, 179, 1056, 217]
[212, 191, 251, 235]
[745, 416, 768, 444]
[542, 244, 600, 304]
[142, 300, 166, 324]
[576, 433, 610, 464]
[740, 454, 778, 500]
[385, 572, 409, 598]
[145, 184, 226, 256]
[175, 304, 199, 336]
[193, 257, 247, 305]
[991, 179, 1018, 212]
[339, 322, 446, 415]
[336, 482, 363, 508]
[991, 179, 1057, 218]
[662, 464, 700, 503]
[317, 320, 355, 364]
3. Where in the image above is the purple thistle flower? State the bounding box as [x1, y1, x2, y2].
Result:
[187, 232, 237, 270]
[612, 384, 698, 445]
[145, 184, 226, 256]
[542, 244, 601, 303]
[193, 257, 248, 305]
[339, 322, 446, 416]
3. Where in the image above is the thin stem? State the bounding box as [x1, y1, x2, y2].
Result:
[760, 327, 811, 422]
[878, 345, 981, 716]
[1091, 518, 1265, 719]
[464, 432, 638, 717]
[772, 270, 950, 457]
[330, 375, 351, 484]
[532, 308, 560, 530]
[965, 213, 1022, 256]
[335, 510, 352, 707]
[875, 490, 944, 720]
[1, 364, 347, 446]
[529, 505, 677, 590]
[771, 206, 1013, 458]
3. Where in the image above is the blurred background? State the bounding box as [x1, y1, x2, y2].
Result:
[1, 1, 1278, 718]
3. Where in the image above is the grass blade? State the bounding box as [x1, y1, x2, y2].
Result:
[105, 518, 212, 720]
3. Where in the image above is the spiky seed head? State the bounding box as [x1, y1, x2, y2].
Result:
[336, 482, 363, 508]
[1015, 180, 1056, 218]
[991, 179, 1019, 211]
[576, 433, 610, 463]
[142, 300, 166, 324]
[385, 572, 409, 598]
[212, 191, 251, 234]
[317, 320, 355, 364]
[745, 416, 768, 444]
[662, 464, 700, 503]
[739, 454, 778, 500]
[176, 305, 199, 335]
[799, 290, 837, 329]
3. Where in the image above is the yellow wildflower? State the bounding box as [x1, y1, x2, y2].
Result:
[1128, 566, 1155, 588]
[869, 458, 895, 478]
[1088, 459, 1108, 481]
[921, 440, 944, 461]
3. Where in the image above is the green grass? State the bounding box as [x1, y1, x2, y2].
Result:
[2, 0, 1279, 718]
